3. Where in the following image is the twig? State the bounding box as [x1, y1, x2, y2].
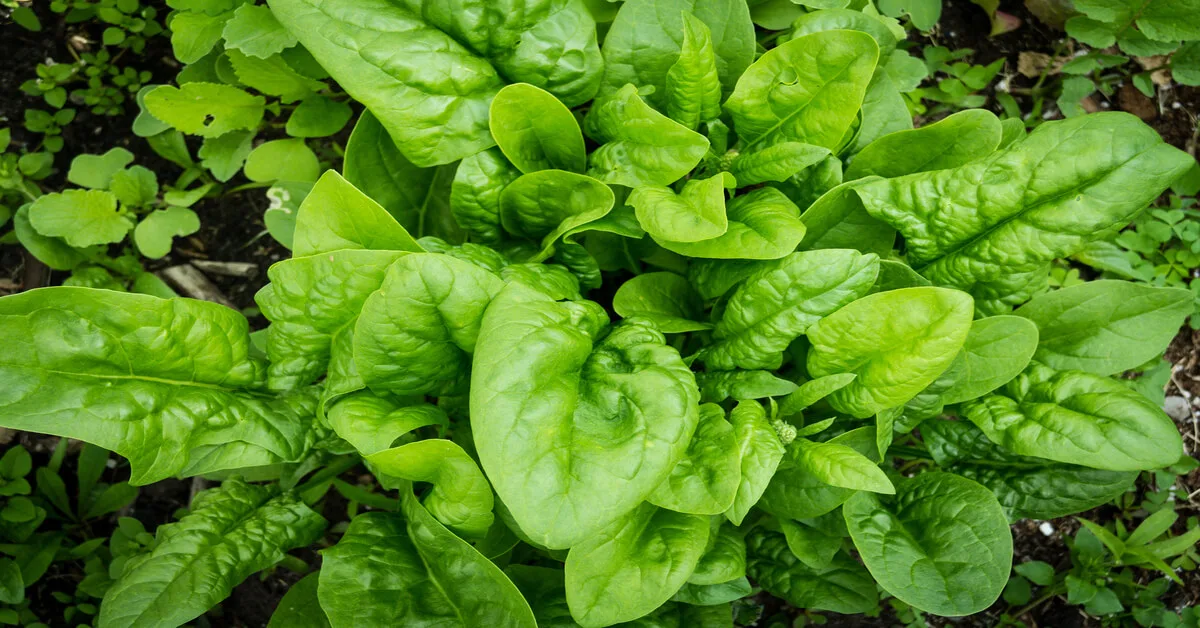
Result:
[1170, 366, 1199, 455]
[189, 260, 258, 278]
[159, 265, 235, 309]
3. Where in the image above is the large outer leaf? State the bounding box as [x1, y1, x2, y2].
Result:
[725, 30, 878, 151]
[354, 253, 505, 397]
[747, 529, 878, 614]
[843, 472, 1012, 616]
[807, 287, 974, 418]
[471, 284, 700, 549]
[599, 0, 755, 109]
[0, 288, 317, 484]
[98, 479, 325, 628]
[703, 249, 879, 370]
[268, 0, 504, 166]
[962, 364, 1182, 471]
[256, 249, 407, 391]
[565, 503, 710, 627]
[318, 496, 536, 627]
[855, 113, 1195, 292]
[923, 419, 1135, 520]
[1015, 280, 1193, 376]
[400, 0, 603, 107]
[342, 111, 462, 240]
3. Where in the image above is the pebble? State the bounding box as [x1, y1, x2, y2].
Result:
[1039, 522, 1055, 536]
[1164, 395, 1191, 422]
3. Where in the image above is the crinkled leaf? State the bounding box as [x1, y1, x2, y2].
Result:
[472, 285, 699, 548]
[584, 84, 710, 187]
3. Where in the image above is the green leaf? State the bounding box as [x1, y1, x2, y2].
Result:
[963, 364, 1183, 471]
[450, 148, 520, 244]
[291, 171, 423, 257]
[725, 30, 879, 151]
[939, 315, 1039, 405]
[0, 559, 22, 605]
[613, 271, 711, 333]
[793, 438, 894, 493]
[565, 503, 710, 627]
[846, 109, 1003, 180]
[267, 573, 329, 628]
[758, 427, 876, 520]
[843, 472, 1012, 615]
[13, 206, 85, 271]
[286, 96, 353, 138]
[703, 249, 879, 370]
[923, 419, 1135, 519]
[697, 370, 799, 403]
[84, 482, 139, 519]
[584, 84, 710, 187]
[807, 287, 974, 418]
[747, 528, 878, 614]
[170, 9, 232, 64]
[244, 139, 320, 183]
[1136, 0, 1200, 41]
[665, 12, 723, 129]
[199, 131, 255, 182]
[11, 6, 40, 32]
[656, 188, 806, 260]
[1174, 41, 1200, 86]
[778, 373, 858, 415]
[725, 400, 786, 525]
[600, 0, 755, 111]
[353, 254, 504, 397]
[778, 518, 842, 570]
[221, 3, 298, 58]
[629, 173, 731, 243]
[856, 113, 1194, 293]
[256, 249, 408, 390]
[67, 148, 135, 189]
[0, 289, 320, 484]
[730, 142, 831, 186]
[144, 83, 266, 138]
[134, 207, 201, 259]
[270, 0, 602, 166]
[877, 0, 942, 30]
[226, 50, 325, 103]
[109, 166, 160, 207]
[342, 111, 462, 240]
[798, 181, 896, 257]
[499, 170, 615, 257]
[471, 284, 699, 548]
[28, 190, 133, 248]
[648, 404, 741, 514]
[367, 439, 494, 538]
[1015, 280, 1194, 376]
[98, 479, 325, 628]
[318, 495, 535, 627]
[489, 83, 586, 174]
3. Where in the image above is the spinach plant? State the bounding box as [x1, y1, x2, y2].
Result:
[0, 1, 1198, 626]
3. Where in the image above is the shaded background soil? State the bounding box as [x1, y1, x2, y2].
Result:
[2, 0, 1200, 625]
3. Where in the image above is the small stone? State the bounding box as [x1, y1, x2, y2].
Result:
[1039, 522, 1055, 536]
[1164, 395, 1191, 422]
